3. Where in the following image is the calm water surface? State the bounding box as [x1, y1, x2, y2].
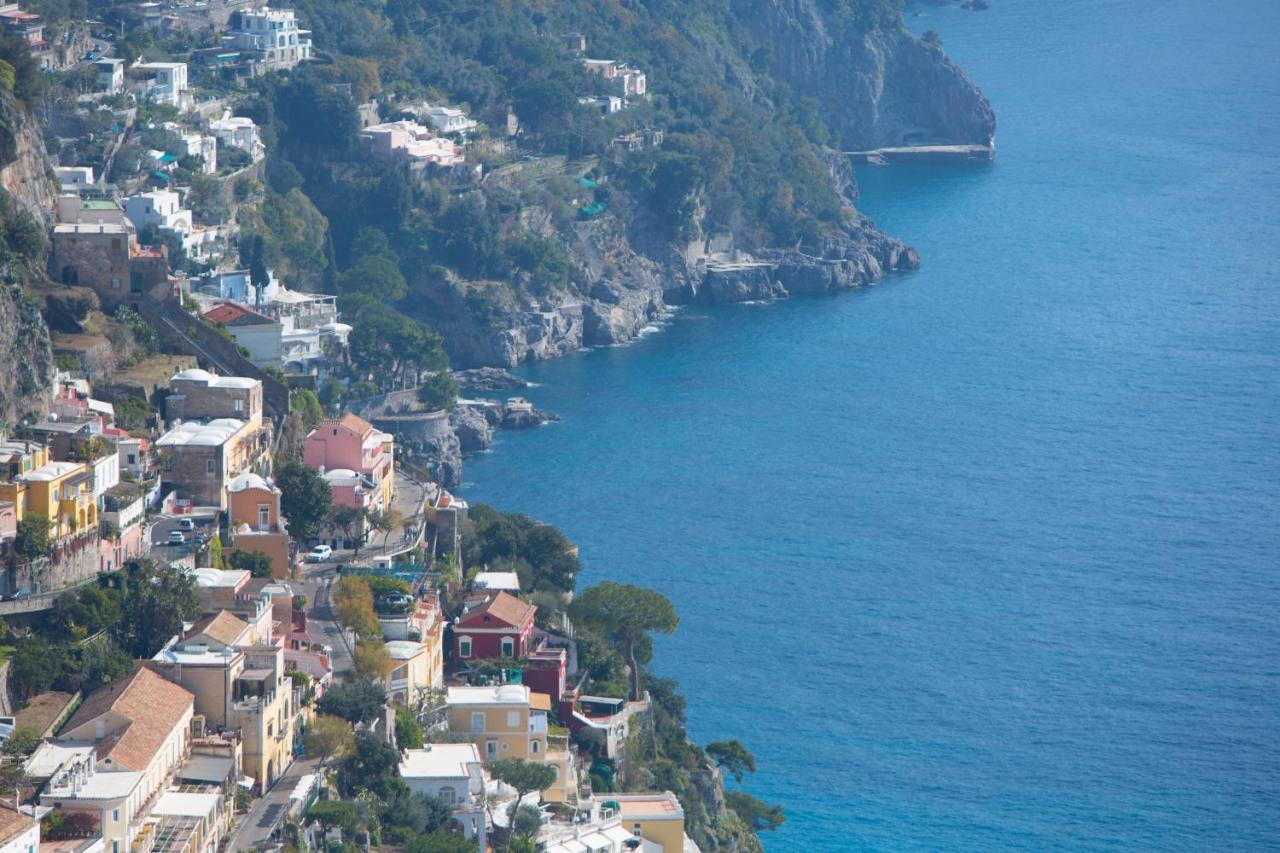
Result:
[464, 2, 1280, 849]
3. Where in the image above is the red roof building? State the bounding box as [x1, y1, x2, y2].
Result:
[453, 591, 536, 661]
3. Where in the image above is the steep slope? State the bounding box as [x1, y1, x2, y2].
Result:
[734, 0, 996, 148]
[0, 90, 59, 425]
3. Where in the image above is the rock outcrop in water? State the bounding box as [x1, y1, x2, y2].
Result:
[415, 14, 980, 369]
[735, 2, 996, 149]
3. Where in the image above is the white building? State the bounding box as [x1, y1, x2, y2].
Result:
[359, 120, 464, 168]
[54, 165, 95, 193]
[209, 114, 266, 163]
[130, 61, 190, 108]
[227, 7, 312, 71]
[421, 105, 477, 136]
[95, 56, 124, 94]
[167, 124, 218, 174]
[121, 189, 216, 258]
[399, 744, 486, 848]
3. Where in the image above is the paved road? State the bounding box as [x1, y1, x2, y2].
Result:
[225, 753, 321, 851]
[300, 566, 353, 678]
[149, 513, 217, 550]
[225, 567, 351, 849]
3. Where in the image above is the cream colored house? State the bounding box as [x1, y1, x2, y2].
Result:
[48, 667, 195, 852]
[445, 684, 574, 802]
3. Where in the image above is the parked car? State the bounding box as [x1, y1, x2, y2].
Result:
[167, 530, 186, 545]
[307, 545, 332, 563]
[1, 588, 29, 602]
[178, 518, 196, 531]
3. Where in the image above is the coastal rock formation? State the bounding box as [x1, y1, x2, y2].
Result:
[453, 367, 528, 393]
[737, 4, 996, 149]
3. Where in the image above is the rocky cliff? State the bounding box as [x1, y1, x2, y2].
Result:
[0, 90, 57, 227]
[736, 2, 996, 149]
[407, 4, 986, 370]
[0, 285, 54, 428]
[0, 90, 58, 426]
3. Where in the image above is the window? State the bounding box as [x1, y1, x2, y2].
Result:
[234, 398, 244, 413]
[506, 711, 520, 728]
[501, 637, 515, 658]
[531, 739, 540, 755]
[438, 786, 456, 805]
[500, 742, 509, 752]
[470, 712, 485, 733]
[458, 636, 472, 658]
[111, 276, 122, 290]
[206, 459, 215, 474]
[258, 504, 271, 529]
[485, 740, 498, 759]
[113, 809, 120, 822]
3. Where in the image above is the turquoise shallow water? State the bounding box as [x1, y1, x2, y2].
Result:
[463, 1, 1280, 849]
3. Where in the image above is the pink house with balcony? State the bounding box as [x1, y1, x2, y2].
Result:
[303, 413, 395, 510]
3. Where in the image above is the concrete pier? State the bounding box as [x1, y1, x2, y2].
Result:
[847, 143, 995, 165]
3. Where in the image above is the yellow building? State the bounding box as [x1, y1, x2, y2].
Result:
[12, 460, 98, 538]
[0, 438, 49, 481]
[612, 793, 688, 852]
[445, 684, 575, 803]
[386, 640, 438, 705]
[148, 607, 298, 789]
[227, 471, 293, 579]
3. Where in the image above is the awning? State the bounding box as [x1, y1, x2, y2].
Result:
[180, 754, 234, 784]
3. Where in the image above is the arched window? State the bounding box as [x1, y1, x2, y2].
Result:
[438, 786, 457, 805]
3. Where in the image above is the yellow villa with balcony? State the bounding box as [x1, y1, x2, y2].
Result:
[445, 684, 576, 803]
[0, 458, 98, 539]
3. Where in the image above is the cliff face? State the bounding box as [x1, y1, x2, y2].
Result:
[0, 91, 57, 426]
[0, 90, 57, 226]
[0, 284, 54, 427]
[737, 2, 995, 149]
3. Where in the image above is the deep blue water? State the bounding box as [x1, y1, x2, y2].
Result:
[463, 2, 1280, 849]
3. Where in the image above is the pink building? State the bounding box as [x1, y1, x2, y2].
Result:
[303, 414, 395, 510]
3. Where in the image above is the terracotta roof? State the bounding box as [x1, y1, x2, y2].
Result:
[459, 591, 535, 630]
[13, 690, 77, 736]
[530, 691, 552, 711]
[185, 609, 251, 646]
[201, 302, 276, 326]
[62, 667, 194, 772]
[0, 805, 35, 846]
[332, 412, 373, 435]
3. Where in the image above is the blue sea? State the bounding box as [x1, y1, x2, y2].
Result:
[464, 1, 1280, 849]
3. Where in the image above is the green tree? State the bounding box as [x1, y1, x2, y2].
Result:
[404, 830, 477, 853]
[339, 254, 407, 302]
[14, 514, 50, 560]
[706, 740, 757, 783]
[352, 638, 390, 682]
[1, 726, 40, 758]
[395, 705, 424, 749]
[326, 504, 367, 555]
[725, 791, 786, 833]
[113, 396, 153, 431]
[511, 803, 542, 841]
[487, 759, 556, 852]
[113, 558, 201, 658]
[276, 460, 333, 541]
[317, 679, 386, 725]
[337, 730, 400, 798]
[306, 799, 362, 837]
[417, 371, 458, 413]
[569, 582, 678, 701]
[291, 388, 324, 431]
[332, 575, 380, 637]
[228, 549, 274, 578]
[10, 638, 70, 699]
[304, 713, 356, 766]
[77, 639, 135, 688]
